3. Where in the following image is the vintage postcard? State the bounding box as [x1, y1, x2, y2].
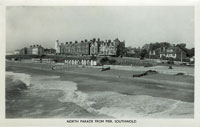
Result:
[0, 0, 200, 127]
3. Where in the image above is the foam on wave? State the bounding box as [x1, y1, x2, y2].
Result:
[58, 89, 194, 118]
[6, 71, 31, 87]
[17, 74, 193, 118]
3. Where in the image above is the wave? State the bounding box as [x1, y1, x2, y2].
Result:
[88, 91, 193, 118]
[7, 73, 193, 118]
[6, 71, 31, 87]
[58, 89, 194, 118]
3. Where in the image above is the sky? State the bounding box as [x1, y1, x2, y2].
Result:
[6, 6, 194, 52]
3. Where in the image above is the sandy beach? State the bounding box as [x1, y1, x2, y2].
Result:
[6, 61, 194, 118]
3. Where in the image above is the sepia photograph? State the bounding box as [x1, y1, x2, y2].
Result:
[5, 6, 195, 119]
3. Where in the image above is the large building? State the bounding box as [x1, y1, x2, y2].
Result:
[59, 40, 91, 56]
[20, 45, 44, 55]
[55, 38, 125, 57]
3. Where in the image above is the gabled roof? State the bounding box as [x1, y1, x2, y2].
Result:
[175, 45, 188, 54]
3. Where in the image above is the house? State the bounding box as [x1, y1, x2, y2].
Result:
[99, 38, 125, 56]
[20, 45, 44, 55]
[90, 38, 100, 56]
[43, 48, 56, 55]
[159, 46, 188, 61]
[31, 45, 44, 55]
[20, 47, 28, 55]
[99, 40, 115, 56]
[148, 48, 161, 59]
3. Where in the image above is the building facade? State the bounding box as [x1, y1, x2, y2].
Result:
[20, 45, 44, 55]
[55, 38, 125, 57]
[43, 48, 56, 55]
[159, 46, 187, 60]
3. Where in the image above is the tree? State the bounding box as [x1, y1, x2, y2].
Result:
[187, 48, 194, 57]
[176, 43, 186, 48]
[139, 49, 148, 59]
[100, 57, 110, 65]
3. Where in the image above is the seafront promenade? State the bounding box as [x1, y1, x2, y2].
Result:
[6, 60, 194, 76]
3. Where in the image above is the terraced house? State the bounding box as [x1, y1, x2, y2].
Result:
[55, 38, 125, 57]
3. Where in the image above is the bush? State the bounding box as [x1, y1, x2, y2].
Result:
[91, 56, 97, 60]
[109, 59, 117, 64]
[100, 57, 117, 65]
[100, 57, 109, 64]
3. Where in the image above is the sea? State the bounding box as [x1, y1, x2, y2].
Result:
[6, 71, 194, 118]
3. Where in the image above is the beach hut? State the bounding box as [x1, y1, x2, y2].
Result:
[93, 60, 97, 66]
